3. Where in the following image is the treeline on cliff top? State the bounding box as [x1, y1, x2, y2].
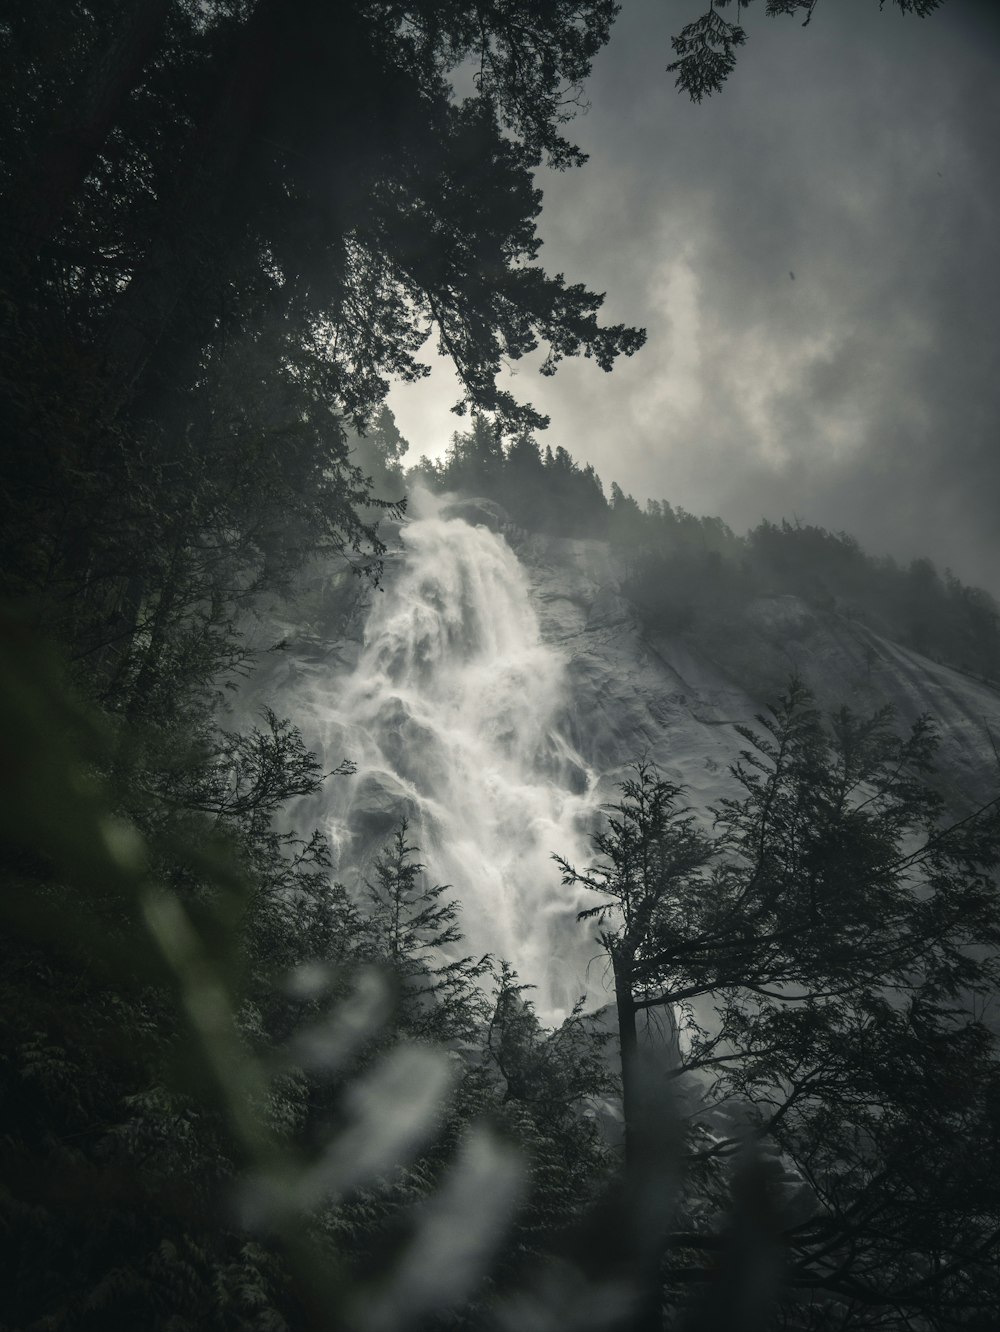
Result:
[410, 414, 1000, 685]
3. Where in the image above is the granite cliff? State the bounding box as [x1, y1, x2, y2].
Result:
[241, 492, 1000, 1022]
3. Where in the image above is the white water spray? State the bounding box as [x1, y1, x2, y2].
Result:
[300, 492, 605, 1023]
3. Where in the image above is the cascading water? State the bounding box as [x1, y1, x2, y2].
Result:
[298, 491, 607, 1024]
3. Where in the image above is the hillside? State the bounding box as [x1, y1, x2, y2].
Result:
[245, 490, 1000, 1022]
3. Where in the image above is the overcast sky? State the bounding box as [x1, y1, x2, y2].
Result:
[387, 0, 1000, 593]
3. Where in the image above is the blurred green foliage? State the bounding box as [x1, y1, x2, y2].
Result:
[0, 608, 620, 1330]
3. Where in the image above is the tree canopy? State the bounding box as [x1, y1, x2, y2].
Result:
[1, 5, 646, 1324]
[3, 0, 644, 428]
[1, 0, 649, 719]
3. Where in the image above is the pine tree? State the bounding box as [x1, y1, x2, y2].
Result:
[558, 680, 1000, 1328]
[365, 822, 493, 1046]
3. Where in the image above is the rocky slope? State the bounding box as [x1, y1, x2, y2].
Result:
[240, 494, 1000, 1020]
[512, 522, 1000, 813]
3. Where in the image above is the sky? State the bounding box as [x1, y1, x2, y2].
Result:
[387, 0, 1000, 594]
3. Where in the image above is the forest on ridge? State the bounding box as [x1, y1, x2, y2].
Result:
[3, 3, 1000, 1331]
[410, 415, 1000, 686]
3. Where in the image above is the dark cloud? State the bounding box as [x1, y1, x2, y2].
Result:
[389, 0, 1000, 592]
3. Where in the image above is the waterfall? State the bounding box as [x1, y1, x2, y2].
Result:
[297, 491, 605, 1023]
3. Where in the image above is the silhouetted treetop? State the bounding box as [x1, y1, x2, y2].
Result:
[0, 0, 647, 690]
[3, 0, 645, 436]
[669, 0, 943, 103]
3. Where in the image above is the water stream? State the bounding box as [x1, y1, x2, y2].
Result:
[297, 492, 606, 1022]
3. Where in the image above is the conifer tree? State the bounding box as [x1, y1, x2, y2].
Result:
[365, 822, 493, 1045]
[558, 680, 1000, 1328]
[668, 0, 943, 103]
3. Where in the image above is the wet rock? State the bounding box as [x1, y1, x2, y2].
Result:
[347, 772, 418, 849]
[439, 496, 510, 530]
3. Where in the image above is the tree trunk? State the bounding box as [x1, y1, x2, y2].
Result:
[615, 950, 641, 1171]
[124, 554, 180, 721]
[612, 950, 667, 1332]
[94, 570, 148, 701]
[6, 0, 172, 276]
[615, 951, 692, 1332]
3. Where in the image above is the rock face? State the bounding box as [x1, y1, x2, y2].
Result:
[509, 526, 1000, 812]
[243, 496, 1000, 1020]
[240, 498, 1000, 1174]
[438, 496, 509, 531]
[511, 529, 758, 810]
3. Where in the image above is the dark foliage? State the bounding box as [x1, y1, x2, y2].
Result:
[558, 681, 1000, 1329]
[1, 4, 643, 1324]
[0, 619, 613, 1328]
[0, 2, 970, 1328]
[414, 418, 610, 537]
[667, 1, 942, 103]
